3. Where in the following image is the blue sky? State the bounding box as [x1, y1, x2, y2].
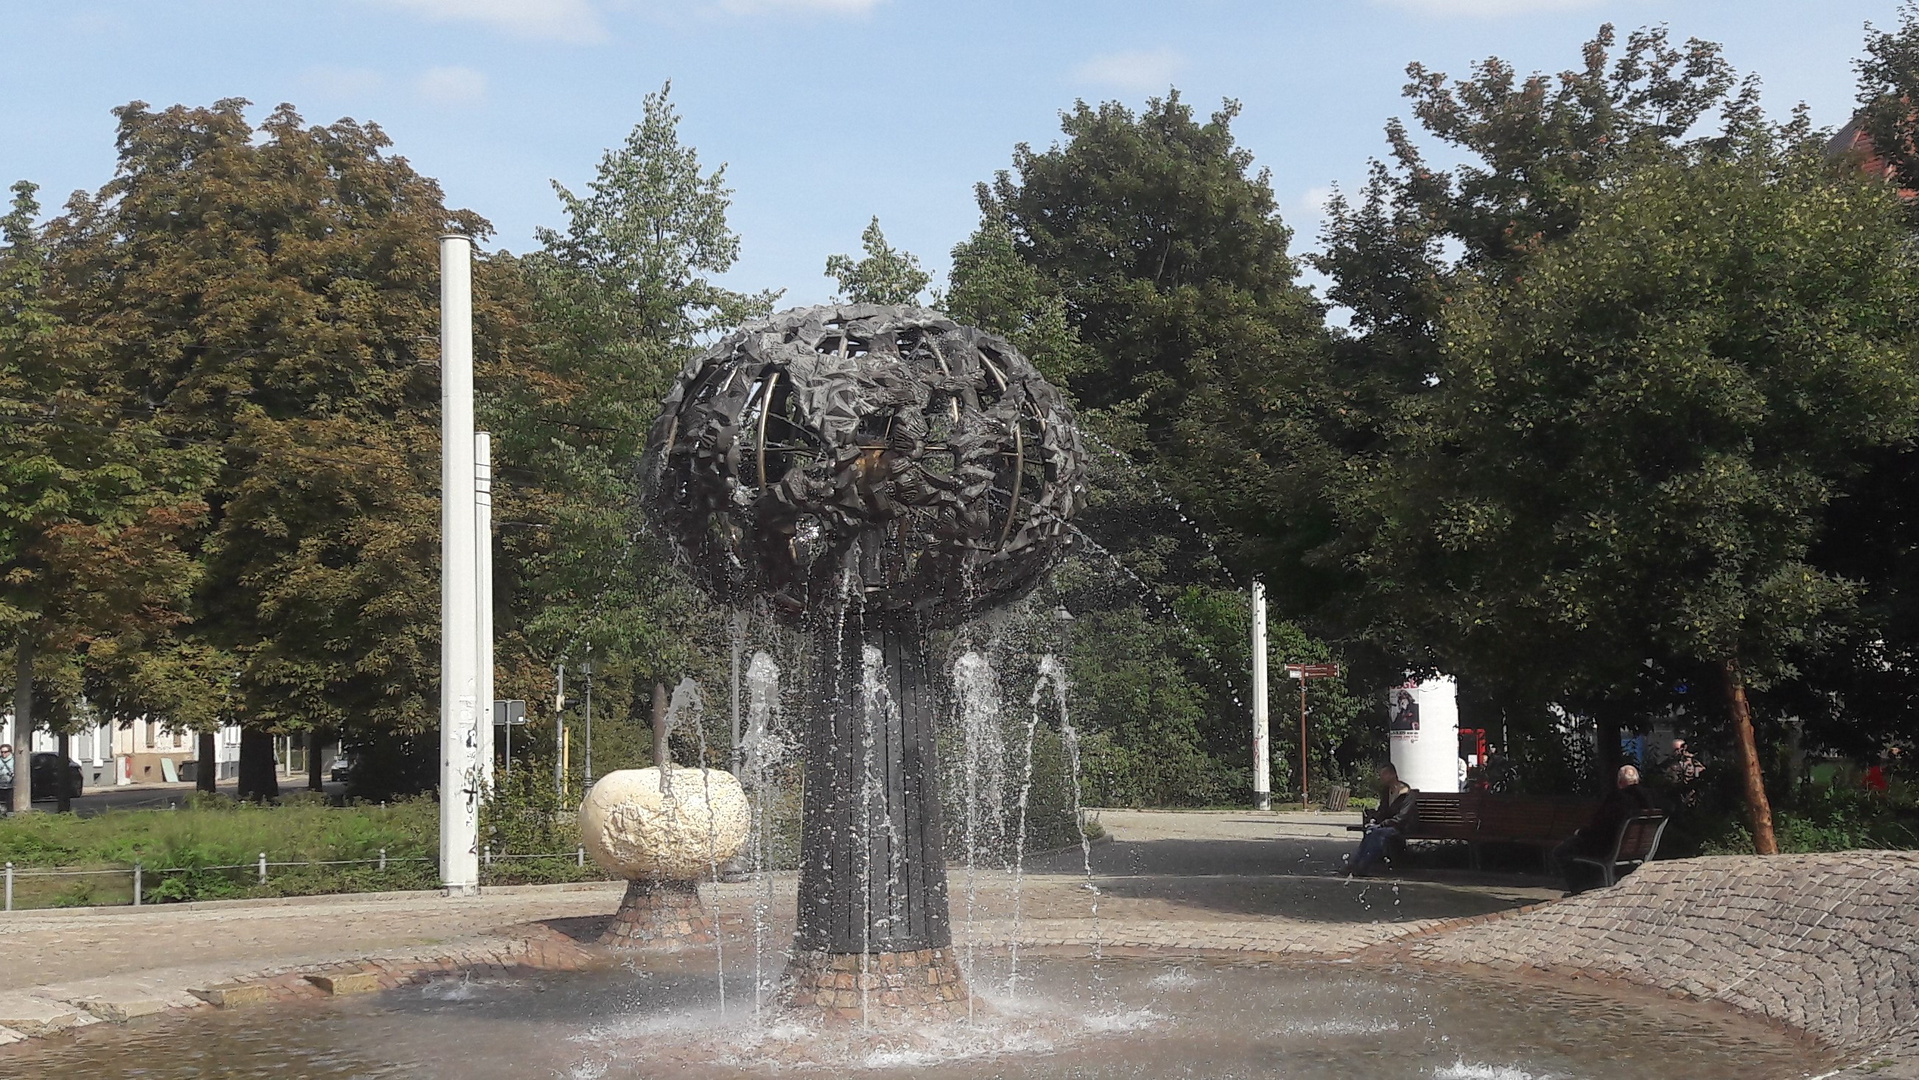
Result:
[1, 1, 1899, 306]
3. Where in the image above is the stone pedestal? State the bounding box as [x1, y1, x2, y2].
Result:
[599, 878, 716, 949]
[778, 946, 972, 1023]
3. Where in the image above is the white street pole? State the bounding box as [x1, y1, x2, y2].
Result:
[476, 431, 495, 794]
[439, 234, 481, 896]
[1252, 581, 1270, 811]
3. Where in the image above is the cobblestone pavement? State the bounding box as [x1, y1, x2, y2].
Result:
[1388, 851, 1919, 1074]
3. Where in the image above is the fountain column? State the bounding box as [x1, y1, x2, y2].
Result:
[786, 612, 961, 1017]
[785, 610, 966, 1019]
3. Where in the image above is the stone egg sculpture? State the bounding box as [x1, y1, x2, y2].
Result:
[580, 766, 750, 879]
[581, 767, 750, 948]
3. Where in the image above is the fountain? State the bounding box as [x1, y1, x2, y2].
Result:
[640, 303, 1087, 1022]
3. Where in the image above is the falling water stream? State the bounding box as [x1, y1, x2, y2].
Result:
[740, 648, 784, 1022]
[659, 677, 726, 1014]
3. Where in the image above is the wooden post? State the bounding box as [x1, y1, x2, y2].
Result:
[1299, 675, 1310, 808]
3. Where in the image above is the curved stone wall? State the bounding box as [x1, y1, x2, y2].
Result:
[1396, 852, 1919, 1056]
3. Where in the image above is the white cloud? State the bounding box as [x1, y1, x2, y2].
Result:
[1301, 186, 1335, 215]
[713, 0, 884, 12]
[416, 66, 489, 106]
[1373, 0, 1605, 16]
[303, 66, 388, 98]
[371, 0, 608, 43]
[367, 0, 884, 39]
[1072, 48, 1185, 93]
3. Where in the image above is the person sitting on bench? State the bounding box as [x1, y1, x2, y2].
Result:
[1347, 763, 1416, 877]
[1553, 764, 1659, 894]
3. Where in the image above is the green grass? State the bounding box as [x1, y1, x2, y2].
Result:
[0, 797, 463, 907]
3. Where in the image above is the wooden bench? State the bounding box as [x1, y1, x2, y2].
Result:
[1400, 792, 1479, 842]
[1348, 792, 1604, 871]
[1470, 795, 1600, 869]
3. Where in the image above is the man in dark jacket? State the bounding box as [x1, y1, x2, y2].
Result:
[1347, 764, 1416, 877]
[1554, 764, 1660, 894]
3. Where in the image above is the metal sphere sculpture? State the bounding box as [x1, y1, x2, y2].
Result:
[642, 304, 1085, 626]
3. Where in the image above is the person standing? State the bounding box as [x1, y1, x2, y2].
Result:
[1347, 763, 1416, 877]
[0, 744, 14, 810]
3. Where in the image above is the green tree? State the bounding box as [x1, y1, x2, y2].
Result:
[485, 85, 769, 765]
[0, 179, 213, 810]
[1354, 148, 1919, 854]
[975, 92, 1339, 617]
[1312, 25, 1775, 784]
[983, 92, 1322, 433]
[944, 198, 1089, 388]
[1855, 1, 1919, 205]
[825, 217, 930, 305]
[46, 99, 477, 797]
[1317, 24, 1756, 405]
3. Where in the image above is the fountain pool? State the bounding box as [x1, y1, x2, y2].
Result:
[0, 952, 1826, 1079]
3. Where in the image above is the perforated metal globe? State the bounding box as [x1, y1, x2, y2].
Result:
[641, 304, 1086, 626]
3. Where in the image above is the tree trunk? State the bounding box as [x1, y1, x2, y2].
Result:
[55, 730, 71, 813]
[308, 728, 325, 791]
[1720, 658, 1778, 855]
[12, 637, 33, 814]
[197, 732, 218, 794]
[236, 728, 280, 802]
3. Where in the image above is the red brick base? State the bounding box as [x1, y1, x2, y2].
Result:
[599, 878, 716, 949]
[778, 947, 975, 1023]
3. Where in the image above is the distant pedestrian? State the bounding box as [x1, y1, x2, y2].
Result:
[0, 743, 13, 809]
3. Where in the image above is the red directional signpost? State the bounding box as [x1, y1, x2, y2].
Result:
[1285, 663, 1340, 807]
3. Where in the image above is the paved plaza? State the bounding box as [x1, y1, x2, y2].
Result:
[0, 808, 1911, 1078]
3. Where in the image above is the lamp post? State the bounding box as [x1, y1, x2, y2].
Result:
[1285, 662, 1340, 808]
[581, 651, 594, 788]
[437, 233, 480, 896]
[1251, 581, 1270, 811]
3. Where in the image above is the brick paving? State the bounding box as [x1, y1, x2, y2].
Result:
[1388, 851, 1919, 1064]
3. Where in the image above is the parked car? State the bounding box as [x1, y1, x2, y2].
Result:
[0, 752, 83, 804]
[330, 755, 354, 783]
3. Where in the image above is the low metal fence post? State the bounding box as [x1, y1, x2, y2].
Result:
[5, 862, 12, 912]
[133, 863, 142, 907]
[576, 846, 585, 868]
[258, 852, 267, 885]
[483, 844, 492, 867]
[379, 848, 387, 871]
